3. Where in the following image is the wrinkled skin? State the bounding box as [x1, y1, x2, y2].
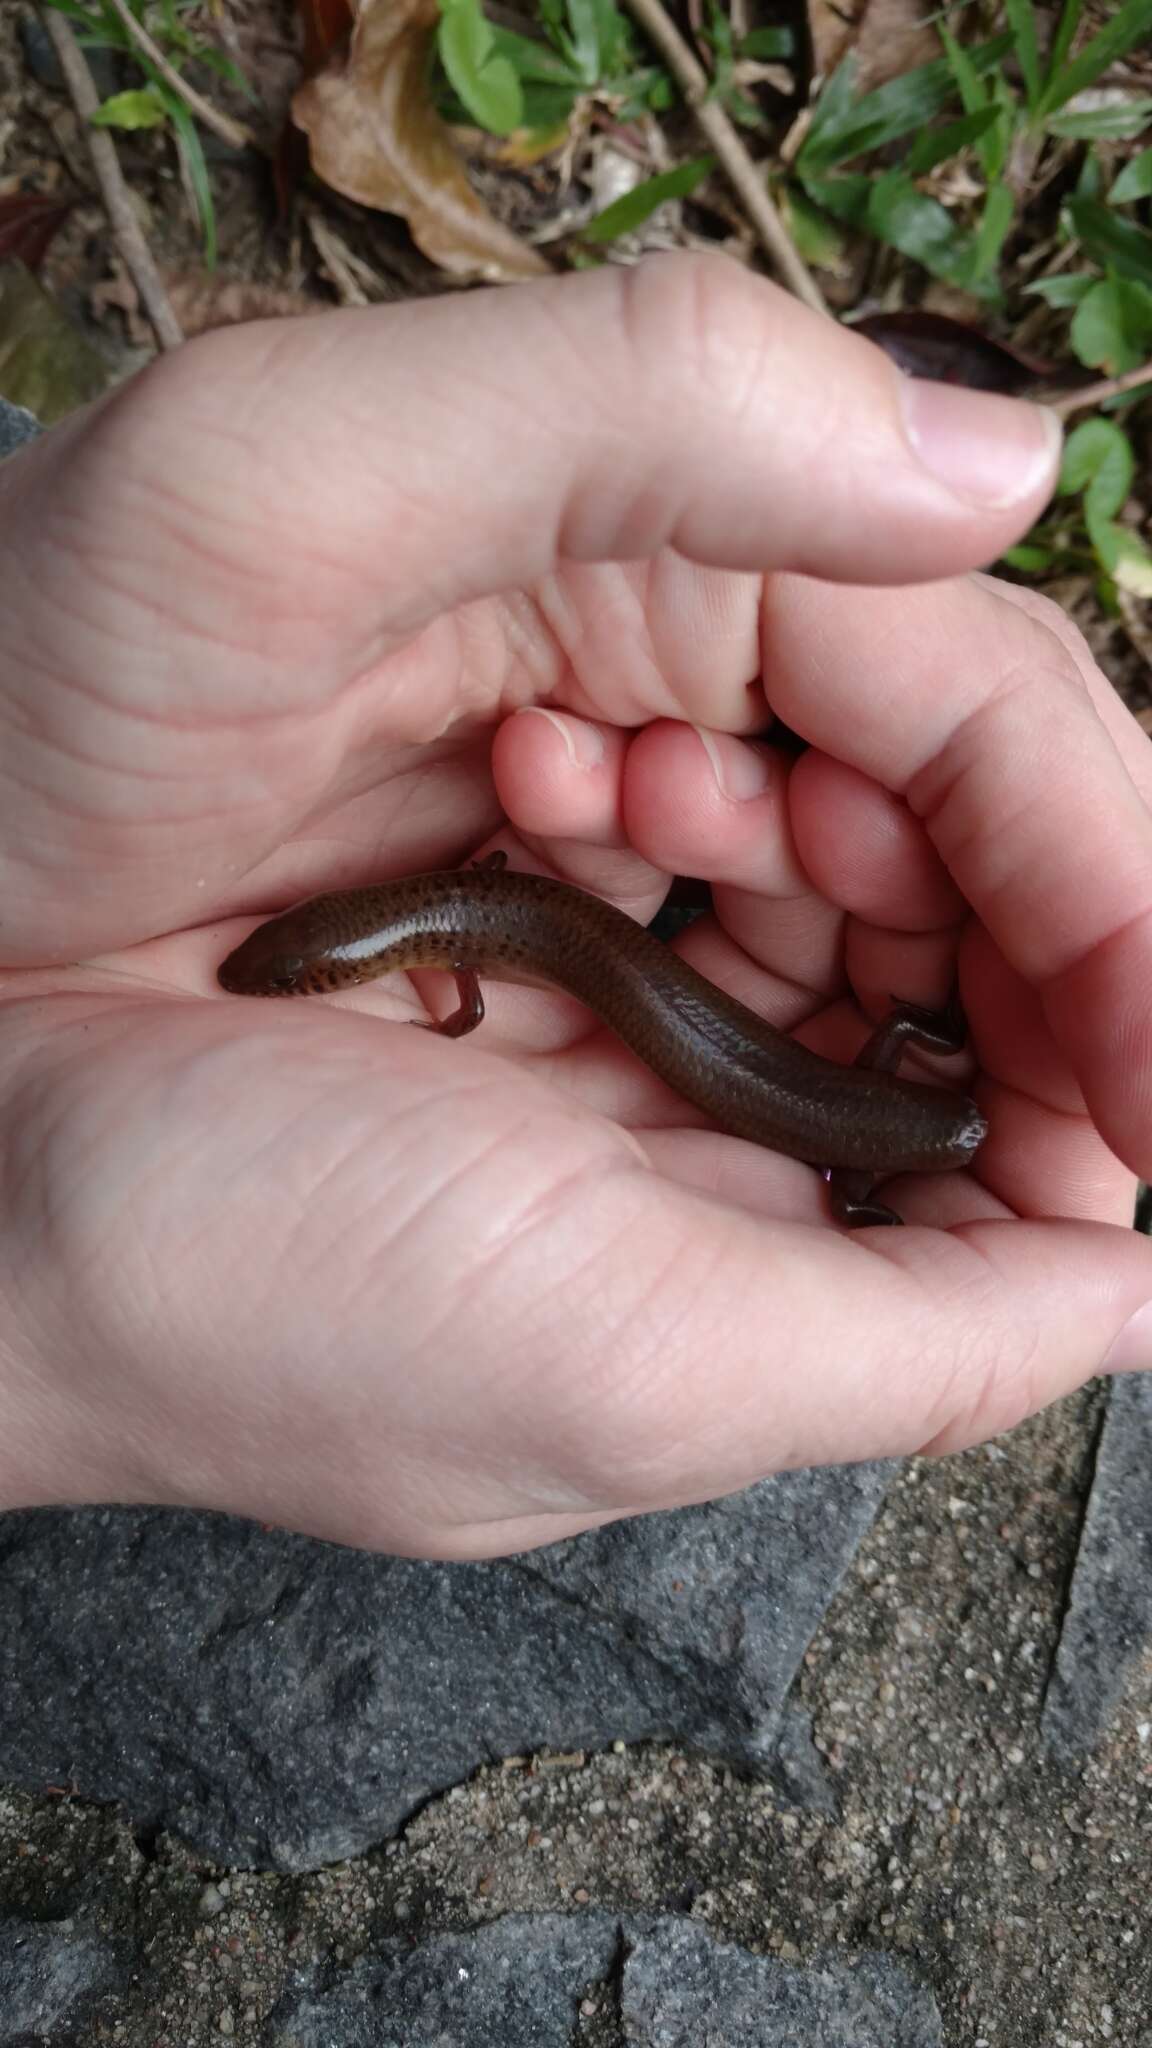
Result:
[0, 254, 1150, 1558]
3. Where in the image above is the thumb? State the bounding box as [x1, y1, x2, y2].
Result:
[52, 255, 1059, 667]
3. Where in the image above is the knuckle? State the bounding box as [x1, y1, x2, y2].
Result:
[615, 249, 781, 419]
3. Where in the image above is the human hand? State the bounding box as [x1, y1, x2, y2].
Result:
[2, 255, 1150, 1556]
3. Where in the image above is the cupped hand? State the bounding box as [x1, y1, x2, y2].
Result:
[2, 254, 1150, 1556]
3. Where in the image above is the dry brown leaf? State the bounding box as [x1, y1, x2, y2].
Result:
[292, 0, 549, 283]
[89, 264, 150, 347]
[164, 273, 328, 333]
[808, 0, 938, 93]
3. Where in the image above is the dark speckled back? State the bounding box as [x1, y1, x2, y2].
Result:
[218, 865, 984, 1176]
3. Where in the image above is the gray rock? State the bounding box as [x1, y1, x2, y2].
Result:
[19, 15, 125, 98]
[0, 396, 40, 461]
[0, 1463, 888, 1871]
[264, 1914, 943, 2046]
[1042, 1373, 1152, 1757]
[0, 1916, 124, 2039]
[622, 1918, 943, 2045]
[265, 1912, 621, 2046]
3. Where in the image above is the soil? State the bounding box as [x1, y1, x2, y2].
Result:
[3, 1382, 1150, 2045]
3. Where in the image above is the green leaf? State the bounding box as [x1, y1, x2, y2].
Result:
[797, 33, 1014, 172]
[1036, 0, 1152, 119]
[438, 0, 523, 135]
[168, 96, 216, 266]
[1047, 96, 1152, 141]
[1001, 542, 1056, 572]
[937, 25, 1013, 181]
[1045, 0, 1082, 90]
[1059, 417, 1134, 517]
[1101, 525, 1152, 598]
[1024, 272, 1094, 307]
[970, 178, 1014, 282]
[1075, 150, 1103, 201]
[90, 85, 168, 129]
[937, 23, 988, 116]
[561, 0, 607, 82]
[40, 0, 106, 24]
[583, 156, 714, 241]
[1111, 145, 1152, 205]
[1070, 273, 1152, 374]
[806, 166, 979, 288]
[1067, 197, 1152, 289]
[866, 171, 973, 281]
[724, 88, 769, 132]
[802, 52, 857, 151]
[905, 105, 1001, 175]
[612, 65, 675, 117]
[517, 83, 583, 125]
[1003, 0, 1041, 109]
[738, 26, 793, 58]
[490, 26, 583, 86]
[780, 185, 846, 269]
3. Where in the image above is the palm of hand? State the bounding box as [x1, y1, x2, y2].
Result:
[1, 322, 1143, 1552]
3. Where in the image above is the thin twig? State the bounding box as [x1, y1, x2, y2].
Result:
[102, 0, 262, 155]
[618, 0, 828, 315]
[304, 207, 371, 305]
[43, 8, 184, 351]
[1045, 360, 1152, 419]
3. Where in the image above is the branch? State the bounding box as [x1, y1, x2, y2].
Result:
[618, 0, 828, 316]
[102, 0, 262, 156]
[1046, 360, 1152, 419]
[43, 7, 184, 352]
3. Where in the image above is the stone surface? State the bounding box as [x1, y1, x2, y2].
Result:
[0, 1463, 888, 1870]
[264, 1912, 621, 2046]
[0, 393, 40, 459]
[621, 1918, 943, 2046]
[0, 1916, 124, 2039]
[264, 1914, 943, 2046]
[1042, 1372, 1152, 1757]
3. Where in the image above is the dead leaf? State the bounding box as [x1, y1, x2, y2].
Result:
[164, 273, 329, 332]
[854, 311, 1047, 393]
[0, 190, 74, 272]
[90, 263, 152, 348]
[808, 0, 938, 94]
[292, 0, 549, 282]
[297, 0, 356, 74]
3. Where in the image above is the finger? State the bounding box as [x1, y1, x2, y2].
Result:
[973, 573, 1152, 795]
[492, 708, 631, 846]
[0, 258, 1057, 964]
[787, 752, 965, 930]
[497, 709, 960, 1059]
[763, 572, 1152, 1176]
[603, 716, 848, 1008]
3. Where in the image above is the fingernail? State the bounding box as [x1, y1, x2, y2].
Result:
[517, 706, 605, 768]
[898, 381, 1062, 510]
[694, 726, 772, 801]
[1102, 1300, 1152, 1376]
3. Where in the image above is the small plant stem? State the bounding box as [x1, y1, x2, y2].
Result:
[44, 7, 184, 351]
[1046, 361, 1152, 418]
[102, 0, 262, 155]
[618, 0, 828, 315]
[304, 208, 371, 305]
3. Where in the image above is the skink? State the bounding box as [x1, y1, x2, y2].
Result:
[217, 854, 987, 1225]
